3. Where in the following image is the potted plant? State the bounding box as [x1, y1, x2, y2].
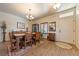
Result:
[1, 21, 7, 42]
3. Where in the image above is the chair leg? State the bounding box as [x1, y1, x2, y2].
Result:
[24, 42, 26, 49]
[7, 46, 11, 56]
[30, 41, 32, 47]
[32, 39, 36, 45]
[39, 40, 40, 43]
[37, 39, 40, 43]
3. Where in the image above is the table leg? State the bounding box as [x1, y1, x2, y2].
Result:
[16, 37, 20, 51]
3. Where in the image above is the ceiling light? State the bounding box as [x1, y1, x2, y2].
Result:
[26, 9, 34, 21]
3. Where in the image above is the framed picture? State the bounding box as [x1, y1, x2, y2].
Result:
[49, 22, 56, 31]
[17, 22, 25, 29]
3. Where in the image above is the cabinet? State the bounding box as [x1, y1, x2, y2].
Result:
[47, 33, 55, 41]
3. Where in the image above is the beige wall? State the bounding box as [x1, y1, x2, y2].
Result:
[30, 7, 79, 49]
[0, 12, 28, 42]
[76, 5, 79, 49]
[28, 7, 76, 44]
[30, 13, 59, 32]
[30, 13, 60, 39]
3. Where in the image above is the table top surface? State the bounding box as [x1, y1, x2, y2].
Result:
[13, 33, 36, 36]
[13, 34, 25, 37]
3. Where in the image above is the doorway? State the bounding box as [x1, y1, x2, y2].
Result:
[59, 14, 75, 44]
[59, 8, 76, 44]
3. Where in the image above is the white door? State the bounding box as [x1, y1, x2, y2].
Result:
[59, 16, 75, 44]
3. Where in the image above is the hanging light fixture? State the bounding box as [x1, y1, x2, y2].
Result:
[53, 3, 61, 9]
[26, 9, 34, 21]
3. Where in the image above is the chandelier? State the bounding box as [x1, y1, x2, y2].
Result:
[53, 3, 61, 9]
[26, 9, 34, 21]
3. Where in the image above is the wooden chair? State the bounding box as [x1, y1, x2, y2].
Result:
[25, 33, 32, 47]
[9, 32, 17, 53]
[35, 32, 41, 43]
[32, 32, 36, 45]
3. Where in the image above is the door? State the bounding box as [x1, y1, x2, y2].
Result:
[59, 16, 75, 44]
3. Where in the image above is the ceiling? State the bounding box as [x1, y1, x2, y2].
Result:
[0, 3, 76, 20]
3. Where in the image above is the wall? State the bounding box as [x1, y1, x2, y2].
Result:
[76, 5, 79, 49]
[58, 3, 76, 12]
[29, 8, 75, 43]
[0, 12, 28, 42]
[30, 13, 59, 39]
[23, 5, 79, 49]
[38, 14, 59, 39]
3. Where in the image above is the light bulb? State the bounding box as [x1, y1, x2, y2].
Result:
[53, 3, 61, 9]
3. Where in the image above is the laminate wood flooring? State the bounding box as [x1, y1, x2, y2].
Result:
[0, 40, 79, 56]
[25, 40, 79, 56]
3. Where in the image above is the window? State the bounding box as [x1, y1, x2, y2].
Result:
[40, 22, 48, 33]
[32, 24, 39, 32]
[40, 22, 48, 38]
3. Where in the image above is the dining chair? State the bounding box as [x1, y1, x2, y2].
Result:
[35, 32, 41, 43]
[9, 32, 17, 53]
[32, 32, 36, 45]
[25, 33, 32, 47]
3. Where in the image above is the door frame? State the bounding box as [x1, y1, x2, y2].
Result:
[58, 7, 76, 44]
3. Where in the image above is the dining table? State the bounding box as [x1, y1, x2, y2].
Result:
[13, 33, 25, 51]
[13, 32, 37, 51]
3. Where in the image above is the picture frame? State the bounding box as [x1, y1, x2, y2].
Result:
[17, 22, 25, 29]
[49, 22, 56, 31]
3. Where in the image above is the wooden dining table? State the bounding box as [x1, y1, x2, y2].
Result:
[12, 32, 37, 51]
[13, 33, 25, 50]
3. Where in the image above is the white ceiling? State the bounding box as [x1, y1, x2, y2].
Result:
[0, 3, 76, 20]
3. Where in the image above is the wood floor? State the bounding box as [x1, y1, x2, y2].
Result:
[25, 40, 79, 56]
[1, 39, 79, 56]
[0, 42, 8, 56]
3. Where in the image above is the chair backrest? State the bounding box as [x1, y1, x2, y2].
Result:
[9, 32, 16, 53]
[25, 33, 32, 41]
[9, 32, 13, 41]
[35, 32, 41, 40]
